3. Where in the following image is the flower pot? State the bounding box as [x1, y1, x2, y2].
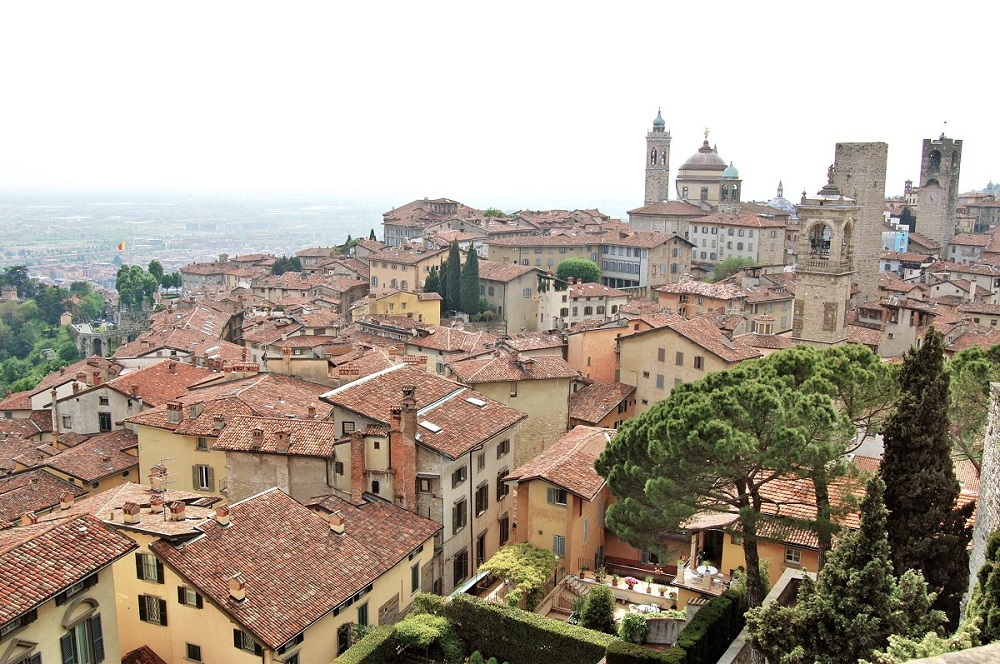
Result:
[647, 585, 653, 593]
[627, 583, 635, 591]
[659, 588, 666, 596]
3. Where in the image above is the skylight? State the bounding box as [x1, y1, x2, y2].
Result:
[465, 397, 487, 408]
[419, 420, 442, 433]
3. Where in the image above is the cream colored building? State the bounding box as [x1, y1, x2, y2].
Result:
[367, 246, 447, 292]
[350, 289, 442, 325]
[486, 234, 597, 269]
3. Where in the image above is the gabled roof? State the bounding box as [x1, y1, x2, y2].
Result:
[949, 233, 992, 247]
[73, 361, 218, 408]
[151, 489, 439, 650]
[448, 352, 579, 384]
[626, 317, 761, 363]
[413, 387, 526, 459]
[321, 364, 462, 425]
[405, 326, 497, 353]
[45, 430, 139, 482]
[654, 279, 748, 300]
[569, 382, 634, 424]
[627, 201, 707, 216]
[506, 426, 614, 501]
[213, 417, 338, 457]
[0, 514, 137, 628]
[0, 469, 86, 526]
[477, 260, 537, 283]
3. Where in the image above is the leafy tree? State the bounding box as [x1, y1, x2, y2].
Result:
[881, 327, 974, 627]
[115, 265, 159, 311]
[460, 245, 480, 315]
[747, 476, 945, 664]
[446, 242, 461, 312]
[270, 255, 303, 275]
[369, 228, 377, 241]
[162, 272, 182, 291]
[555, 258, 600, 284]
[0, 266, 35, 298]
[147, 260, 164, 283]
[967, 529, 1000, 644]
[424, 264, 440, 294]
[900, 207, 917, 232]
[579, 585, 617, 634]
[480, 543, 557, 611]
[34, 285, 70, 325]
[712, 257, 756, 282]
[596, 357, 851, 609]
[483, 207, 508, 218]
[947, 345, 1000, 474]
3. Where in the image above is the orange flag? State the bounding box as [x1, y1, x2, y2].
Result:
[117, 242, 126, 250]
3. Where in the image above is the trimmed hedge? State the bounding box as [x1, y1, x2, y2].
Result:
[606, 640, 686, 664]
[335, 625, 399, 664]
[445, 593, 616, 664]
[674, 590, 748, 664]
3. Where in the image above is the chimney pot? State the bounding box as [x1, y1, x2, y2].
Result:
[214, 505, 231, 526]
[60, 492, 75, 510]
[214, 414, 225, 430]
[275, 431, 291, 454]
[150, 495, 164, 513]
[228, 573, 246, 602]
[168, 501, 186, 521]
[21, 511, 38, 526]
[122, 501, 141, 524]
[307, 404, 316, 418]
[329, 510, 346, 535]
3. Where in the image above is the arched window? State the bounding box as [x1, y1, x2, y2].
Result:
[650, 148, 657, 165]
[952, 151, 959, 169]
[929, 150, 941, 172]
[721, 186, 729, 202]
[391, 278, 398, 288]
[661, 151, 667, 165]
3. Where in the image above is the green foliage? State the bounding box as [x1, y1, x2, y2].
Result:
[444, 592, 615, 664]
[460, 245, 481, 315]
[395, 613, 451, 649]
[948, 344, 1000, 472]
[411, 592, 447, 616]
[899, 207, 916, 231]
[0, 266, 35, 299]
[334, 625, 399, 664]
[618, 612, 648, 643]
[424, 264, 441, 295]
[881, 327, 973, 626]
[270, 255, 303, 275]
[605, 640, 686, 664]
[469, 651, 485, 664]
[446, 242, 462, 312]
[711, 257, 755, 282]
[967, 529, 1000, 644]
[147, 260, 164, 282]
[747, 476, 945, 664]
[556, 258, 600, 284]
[115, 264, 159, 311]
[580, 585, 617, 635]
[487, 657, 498, 664]
[481, 543, 557, 611]
[484, 207, 508, 217]
[675, 590, 747, 664]
[863, 627, 979, 664]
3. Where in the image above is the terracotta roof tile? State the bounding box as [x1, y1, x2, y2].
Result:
[322, 364, 461, 424]
[94, 361, 218, 407]
[732, 333, 795, 350]
[415, 388, 526, 459]
[151, 489, 439, 650]
[405, 326, 498, 353]
[950, 233, 992, 247]
[655, 279, 749, 300]
[0, 390, 33, 411]
[0, 514, 137, 628]
[44, 430, 139, 482]
[213, 417, 338, 457]
[448, 351, 579, 384]
[477, 261, 537, 283]
[367, 246, 447, 265]
[661, 318, 761, 363]
[122, 646, 169, 664]
[506, 426, 614, 501]
[502, 332, 564, 353]
[627, 201, 707, 216]
[0, 469, 86, 525]
[569, 382, 634, 424]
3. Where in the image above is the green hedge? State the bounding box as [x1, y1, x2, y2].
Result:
[334, 625, 399, 664]
[444, 593, 615, 664]
[674, 590, 748, 664]
[605, 640, 686, 664]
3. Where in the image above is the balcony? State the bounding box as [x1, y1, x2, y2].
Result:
[800, 257, 853, 274]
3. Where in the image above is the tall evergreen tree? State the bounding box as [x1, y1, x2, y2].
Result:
[460, 245, 480, 315]
[424, 264, 440, 295]
[438, 263, 449, 310]
[880, 327, 974, 627]
[445, 241, 461, 312]
[747, 476, 944, 664]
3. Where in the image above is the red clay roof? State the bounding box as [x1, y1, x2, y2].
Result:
[213, 417, 338, 457]
[122, 646, 169, 664]
[45, 430, 139, 482]
[151, 489, 439, 650]
[0, 469, 86, 526]
[448, 352, 579, 384]
[506, 426, 615, 501]
[569, 382, 634, 424]
[0, 514, 137, 629]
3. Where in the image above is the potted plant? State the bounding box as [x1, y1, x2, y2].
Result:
[644, 576, 654, 593]
[676, 556, 687, 584]
[659, 586, 666, 597]
[612, 574, 621, 587]
[595, 566, 607, 583]
[624, 576, 639, 590]
[580, 565, 589, 580]
[618, 612, 648, 644]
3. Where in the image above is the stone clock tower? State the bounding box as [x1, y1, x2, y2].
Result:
[792, 170, 859, 348]
[918, 134, 962, 247]
[644, 109, 671, 205]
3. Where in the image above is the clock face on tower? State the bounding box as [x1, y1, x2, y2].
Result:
[927, 192, 938, 204]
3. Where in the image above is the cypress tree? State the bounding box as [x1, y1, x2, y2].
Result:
[446, 241, 461, 312]
[880, 326, 973, 627]
[424, 264, 440, 294]
[439, 263, 449, 310]
[460, 245, 480, 315]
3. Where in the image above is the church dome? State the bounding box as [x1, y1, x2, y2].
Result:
[767, 181, 798, 218]
[653, 109, 665, 129]
[681, 140, 727, 171]
[722, 162, 739, 179]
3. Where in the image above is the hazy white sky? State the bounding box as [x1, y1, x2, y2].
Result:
[1, 2, 994, 214]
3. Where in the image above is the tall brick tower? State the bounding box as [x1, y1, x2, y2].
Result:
[792, 170, 859, 348]
[644, 109, 671, 205]
[918, 134, 963, 248]
[832, 142, 887, 306]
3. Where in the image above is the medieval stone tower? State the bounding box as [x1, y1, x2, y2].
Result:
[644, 109, 671, 205]
[918, 134, 963, 248]
[832, 142, 887, 306]
[792, 171, 859, 347]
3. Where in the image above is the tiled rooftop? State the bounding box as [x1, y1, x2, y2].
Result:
[448, 352, 580, 384]
[569, 382, 634, 424]
[151, 489, 439, 650]
[506, 426, 615, 501]
[405, 326, 497, 353]
[0, 514, 137, 629]
[0, 468, 86, 526]
[415, 388, 527, 459]
[45, 429, 139, 482]
[477, 260, 537, 283]
[213, 417, 338, 457]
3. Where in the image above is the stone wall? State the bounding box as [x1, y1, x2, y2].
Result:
[966, 382, 1000, 610]
[833, 142, 888, 307]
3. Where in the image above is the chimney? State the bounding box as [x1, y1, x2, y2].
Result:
[150, 495, 164, 513]
[167, 501, 186, 522]
[251, 428, 264, 449]
[228, 573, 246, 602]
[275, 431, 291, 454]
[282, 346, 292, 374]
[51, 388, 61, 433]
[149, 464, 167, 492]
[130, 383, 140, 397]
[214, 414, 225, 431]
[392, 388, 418, 511]
[30, 476, 39, 490]
[21, 512, 38, 526]
[307, 404, 316, 419]
[92, 371, 102, 386]
[214, 505, 231, 526]
[60, 492, 75, 510]
[168, 361, 177, 375]
[350, 430, 365, 505]
[166, 401, 183, 424]
[329, 510, 346, 535]
[73, 383, 80, 394]
[122, 502, 141, 524]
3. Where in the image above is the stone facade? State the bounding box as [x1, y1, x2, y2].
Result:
[967, 382, 1000, 610]
[919, 135, 963, 249]
[645, 110, 671, 205]
[832, 142, 888, 306]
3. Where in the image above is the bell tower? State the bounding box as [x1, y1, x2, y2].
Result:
[644, 109, 671, 205]
[792, 168, 859, 348]
[918, 133, 962, 248]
